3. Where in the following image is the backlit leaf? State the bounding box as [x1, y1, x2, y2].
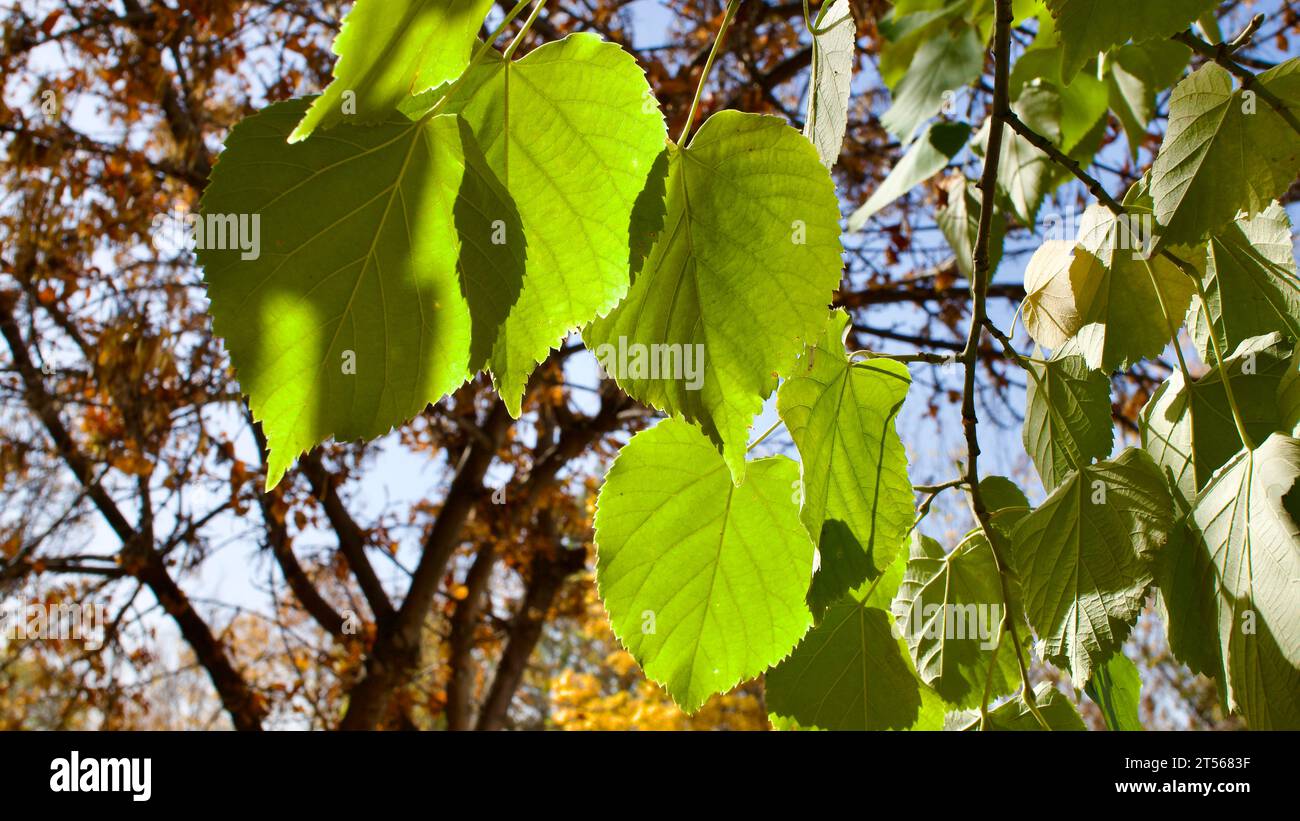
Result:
[290, 0, 494, 142]
[777, 310, 914, 618]
[594, 419, 814, 712]
[587, 111, 843, 481]
[199, 100, 523, 488]
[442, 34, 669, 414]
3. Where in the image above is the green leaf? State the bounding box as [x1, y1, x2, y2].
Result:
[881, 22, 985, 144]
[766, 550, 945, 730]
[1010, 448, 1174, 683]
[1279, 348, 1300, 436]
[1009, 49, 1109, 154]
[980, 474, 1030, 514]
[593, 419, 814, 713]
[877, 0, 971, 90]
[1084, 651, 1144, 730]
[848, 121, 970, 230]
[777, 311, 914, 618]
[198, 100, 523, 488]
[1071, 205, 1196, 370]
[1046, 0, 1217, 83]
[766, 599, 944, 730]
[947, 682, 1087, 730]
[892, 531, 1026, 707]
[977, 84, 1062, 224]
[1151, 59, 1300, 248]
[804, 0, 857, 168]
[1142, 333, 1295, 505]
[1022, 205, 1196, 370]
[587, 111, 843, 481]
[936, 175, 1005, 280]
[1161, 433, 1300, 729]
[1023, 348, 1114, 491]
[1187, 203, 1300, 363]
[289, 0, 494, 142]
[442, 33, 669, 415]
[1107, 41, 1191, 159]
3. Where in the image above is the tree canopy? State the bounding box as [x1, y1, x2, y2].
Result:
[1, 0, 1296, 730]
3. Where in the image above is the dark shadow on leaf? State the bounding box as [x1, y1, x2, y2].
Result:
[807, 519, 871, 621]
[197, 98, 524, 486]
[627, 147, 670, 278]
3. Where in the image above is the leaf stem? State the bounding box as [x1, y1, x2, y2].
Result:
[849, 349, 950, 365]
[421, 0, 535, 122]
[979, 618, 1004, 723]
[478, 0, 535, 61]
[504, 0, 549, 61]
[679, 0, 741, 146]
[803, 0, 852, 34]
[746, 417, 784, 452]
[913, 477, 968, 495]
[908, 478, 966, 535]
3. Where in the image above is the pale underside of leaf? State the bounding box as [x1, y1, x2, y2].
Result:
[1142, 333, 1294, 505]
[1152, 60, 1300, 248]
[804, 0, 856, 168]
[1010, 449, 1173, 683]
[1162, 433, 1300, 728]
[1187, 203, 1300, 362]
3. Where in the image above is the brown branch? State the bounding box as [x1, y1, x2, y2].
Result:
[838, 282, 1026, 309]
[476, 521, 586, 731]
[0, 291, 265, 730]
[339, 397, 513, 730]
[445, 542, 498, 731]
[1173, 25, 1300, 137]
[299, 451, 396, 626]
[251, 424, 347, 640]
[961, 0, 1046, 727]
[853, 324, 965, 352]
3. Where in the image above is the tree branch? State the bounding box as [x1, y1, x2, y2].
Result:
[339, 396, 512, 730]
[0, 291, 265, 730]
[962, 0, 1048, 729]
[1173, 24, 1300, 137]
[299, 451, 396, 626]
